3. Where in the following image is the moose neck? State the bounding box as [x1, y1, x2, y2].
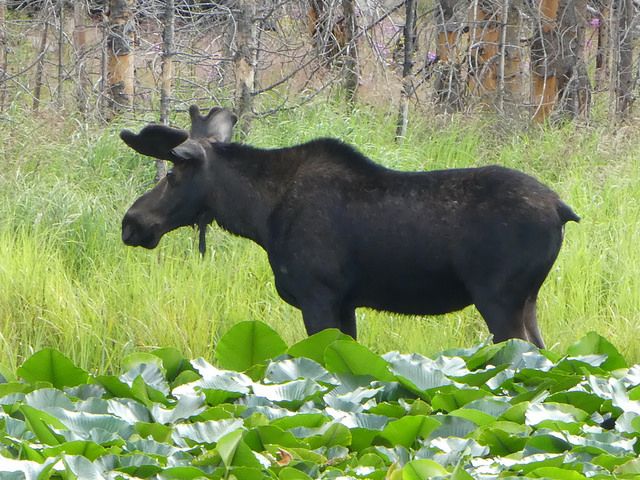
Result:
[205, 143, 301, 248]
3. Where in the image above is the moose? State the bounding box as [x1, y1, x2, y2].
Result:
[120, 105, 579, 348]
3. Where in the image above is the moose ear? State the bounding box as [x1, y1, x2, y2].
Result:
[170, 141, 206, 163]
[189, 105, 237, 143]
[120, 125, 189, 160]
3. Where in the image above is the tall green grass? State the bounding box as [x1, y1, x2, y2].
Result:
[0, 104, 639, 372]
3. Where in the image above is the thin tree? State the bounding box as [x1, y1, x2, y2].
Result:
[234, 0, 257, 136]
[499, 0, 525, 113]
[531, 0, 559, 122]
[396, 0, 417, 140]
[309, 0, 343, 64]
[434, 0, 468, 111]
[73, 0, 90, 114]
[341, 0, 358, 103]
[56, 0, 64, 108]
[106, 0, 135, 114]
[594, 0, 609, 90]
[33, 2, 51, 112]
[157, 0, 175, 181]
[613, 0, 633, 117]
[0, 0, 7, 112]
[468, 0, 500, 103]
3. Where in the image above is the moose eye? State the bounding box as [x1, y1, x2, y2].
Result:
[166, 169, 177, 185]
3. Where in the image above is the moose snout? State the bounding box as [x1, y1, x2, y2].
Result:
[121, 212, 160, 249]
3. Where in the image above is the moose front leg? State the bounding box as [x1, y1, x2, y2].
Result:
[299, 287, 355, 338]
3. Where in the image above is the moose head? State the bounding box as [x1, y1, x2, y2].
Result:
[120, 106, 237, 254]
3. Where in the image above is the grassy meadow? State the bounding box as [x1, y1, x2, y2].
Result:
[0, 102, 639, 374]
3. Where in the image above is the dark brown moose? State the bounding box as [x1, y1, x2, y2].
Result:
[121, 105, 579, 348]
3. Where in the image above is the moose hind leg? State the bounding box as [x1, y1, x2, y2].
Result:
[523, 294, 545, 349]
[474, 296, 528, 344]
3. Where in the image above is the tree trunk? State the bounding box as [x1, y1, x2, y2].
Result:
[396, 0, 417, 140]
[234, 0, 257, 137]
[107, 0, 135, 115]
[546, 0, 591, 120]
[434, 0, 468, 111]
[74, 0, 90, 114]
[468, 0, 500, 103]
[0, 0, 7, 112]
[500, 0, 525, 112]
[614, 0, 633, 117]
[56, 0, 64, 108]
[341, 0, 358, 103]
[530, 0, 559, 122]
[157, 0, 175, 181]
[309, 0, 342, 65]
[33, 5, 50, 112]
[594, 0, 609, 90]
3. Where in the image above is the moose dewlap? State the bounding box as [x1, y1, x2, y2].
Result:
[121, 105, 579, 348]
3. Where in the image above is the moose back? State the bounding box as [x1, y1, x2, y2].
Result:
[120, 106, 579, 347]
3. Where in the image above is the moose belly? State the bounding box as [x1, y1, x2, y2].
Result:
[354, 269, 472, 316]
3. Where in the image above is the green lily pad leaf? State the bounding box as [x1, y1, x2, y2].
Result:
[62, 455, 108, 479]
[24, 387, 75, 411]
[174, 358, 252, 398]
[271, 413, 327, 431]
[159, 465, 212, 479]
[325, 408, 389, 430]
[217, 429, 262, 468]
[527, 466, 587, 479]
[477, 422, 529, 455]
[17, 348, 89, 389]
[402, 459, 448, 479]
[151, 392, 205, 424]
[379, 415, 440, 448]
[265, 357, 337, 385]
[325, 341, 394, 381]
[95, 374, 137, 401]
[151, 347, 191, 383]
[287, 329, 353, 365]
[384, 352, 453, 393]
[106, 397, 151, 424]
[524, 433, 572, 454]
[592, 453, 635, 471]
[228, 466, 268, 480]
[244, 425, 305, 451]
[324, 384, 383, 412]
[47, 407, 134, 442]
[43, 440, 107, 461]
[448, 407, 496, 427]
[431, 389, 489, 413]
[121, 362, 170, 397]
[525, 402, 589, 426]
[545, 391, 603, 414]
[426, 437, 489, 466]
[0, 457, 56, 479]
[127, 437, 177, 457]
[134, 421, 172, 443]
[307, 422, 351, 449]
[252, 379, 325, 407]
[573, 430, 636, 455]
[490, 340, 551, 370]
[19, 404, 67, 445]
[173, 418, 244, 447]
[615, 457, 640, 475]
[279, 466, 314, 479]
[453, 364, 510, 387]
[567, 332, 627, 371]
[428, 415, 477, 439]
[215, 321, 287, 372]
